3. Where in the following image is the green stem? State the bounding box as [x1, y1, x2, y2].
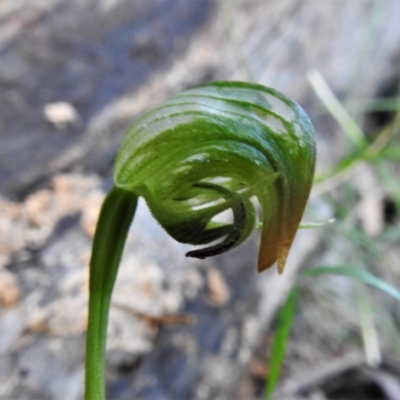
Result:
[85, 186, 138, 400]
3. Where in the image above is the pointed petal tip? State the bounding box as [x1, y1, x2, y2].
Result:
[257, 256, 276, 273]
[257, 260, 284, 274]
[257, 249, 289, 275]
[257, 245, 289, 274]
[277, 246, 289, 275]
[257, 263, 268, 273]
[277, 262, 285, 275]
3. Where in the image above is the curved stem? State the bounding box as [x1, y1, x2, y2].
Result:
[85, 186, 138, 400]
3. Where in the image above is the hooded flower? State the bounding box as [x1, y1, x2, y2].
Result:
[114, 81, 316, 273]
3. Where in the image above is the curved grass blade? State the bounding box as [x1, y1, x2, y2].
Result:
[265, 287, 299, 400]
[305, 266, 400, 302]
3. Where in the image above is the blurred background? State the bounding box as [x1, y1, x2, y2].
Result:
[1, 0, 400, 399]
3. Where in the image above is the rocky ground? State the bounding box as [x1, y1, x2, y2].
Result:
[1, 1, 400, 399]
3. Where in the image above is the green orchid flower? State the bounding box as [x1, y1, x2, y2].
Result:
[85, 81, 316, 399]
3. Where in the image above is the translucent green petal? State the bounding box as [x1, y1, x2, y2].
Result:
[114, 81, 316, 272]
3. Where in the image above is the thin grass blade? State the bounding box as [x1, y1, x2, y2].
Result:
[265, 287, 298, 400]
[306, 266, 400, 302]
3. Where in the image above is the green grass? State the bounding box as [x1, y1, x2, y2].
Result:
[265, 287, 298, 400]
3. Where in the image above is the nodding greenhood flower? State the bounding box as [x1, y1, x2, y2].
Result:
[114, 81, 315, 273]
[85, 81, 316, 400]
